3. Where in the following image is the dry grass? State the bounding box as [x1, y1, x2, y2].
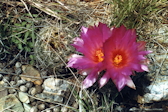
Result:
[0, 0, 168, 111]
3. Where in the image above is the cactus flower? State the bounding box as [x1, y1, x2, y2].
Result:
[67, 22, 112, 88]
[99, 25, 152, 91]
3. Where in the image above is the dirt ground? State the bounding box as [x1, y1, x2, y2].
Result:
[0, 0, 168, 112]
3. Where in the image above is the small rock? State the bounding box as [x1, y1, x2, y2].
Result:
[45, 109, 52, 112]
[25, 81, 34, 88]
[40, 71, 47, 77]
[15, 62, 22, 68]
[29, 87, 37, 96]
[0, 94, 24, 112]
[53, 106, 61, 112]
[0, 85, 8, 99]
[30, 106, 38, 112]
[20, 85, 28, 92]
[10, 81, 16, 86]
[72, 102, 78, 109]
[3, 76, 10, 83]
[0, 63, 6, 68]
[15, 67, 22, 75]
[19, 92, 30, 103]
[8, 88, 17, 94]
[138, 80, 168, 103]
[29, 97, 35, 103]
[36, 78, 73, 103]
[31, 101, 37, 106]
[17, 79, 27, 86]
[35, 85, 43, 94]
[37, 103, 45, 110]
[21, 65, 43, 85]
[23, 103, 31, 112]
[12, 75, 21, 82]
[61, 106, 68, 112]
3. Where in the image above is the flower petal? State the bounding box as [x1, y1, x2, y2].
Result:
[79, 69, 92, 76]
[99, 71, 110, 88]
[71, 37, 84, 52]
[141, 64, 149, 71]
[113, 73, 126, 91]
[138, 41, 146, 51]
[126, 76, 136, 90]
[82, 69, 98, 89]
[98, 22, 112, 42]
[67, 54, 96, 69]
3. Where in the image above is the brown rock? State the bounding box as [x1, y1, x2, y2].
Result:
[21, 65, 43, 85]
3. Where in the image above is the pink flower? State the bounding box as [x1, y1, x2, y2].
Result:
[67, 22, 112, 88]
[99, 25, 152, 91]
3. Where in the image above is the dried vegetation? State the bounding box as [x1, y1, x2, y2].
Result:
[0, 0, 168, 111]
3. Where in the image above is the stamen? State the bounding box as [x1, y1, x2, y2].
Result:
[95, 49, 104, 62]
[113, 54, 122, 66]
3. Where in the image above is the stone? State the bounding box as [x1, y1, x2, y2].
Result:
[20, 85, 28, 92]
[18, 92, 30, 103]
[29, 106, 38, 112]
[15, 62, 22, 68]
[138, 25, 168, 104]
[37, 103, 45, 110]
[23, 103, 31, 112]
[28, 87, 37, 96]
[0, 94, 24, 112]
[36, 78, 74, 103]
[138, 80, 168, 103]
[0, 85, 8, 99]
[15, 67, 22, 75]
[21, 65, 43, 85]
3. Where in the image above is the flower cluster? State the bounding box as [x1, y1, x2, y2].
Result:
[67, 22, 151, 91]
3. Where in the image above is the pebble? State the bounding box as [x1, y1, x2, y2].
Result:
[12, 76, 21, 82]
[53, 106, 61, 112]
[31, 101, 37, 106]
[30, 106, 38, 112]
[61, 106, 68, 112]
[10, 81, 16, 86]
[35, 85, 43, 94]
[17, 79, 27, 86]
[29, 97, 35, 103]
[15, 67, 22, 75]
[25, 81, 34, 88]
[19, 92, 30, 103]
[15, 62, 22, 68]
[0, 94, 24, 112]
[45, 109, 52, 112]
[23, 103, 31, 112]
[37, 103, 45, 110]
[3, 76, 10, 83]
[20, 85, 28, 92]
[8, 88, 17, 94]
[21, 65, 43, 85]
[28, 87, 37, 96]
[72, 102, 78, 109]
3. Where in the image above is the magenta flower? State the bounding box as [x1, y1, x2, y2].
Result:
[67, 22, 112, 88]
[99, 25, 152, 91]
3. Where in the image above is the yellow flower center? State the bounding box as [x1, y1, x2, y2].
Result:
[95, 49, 104, 62]
[113, 54, 123, 66]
